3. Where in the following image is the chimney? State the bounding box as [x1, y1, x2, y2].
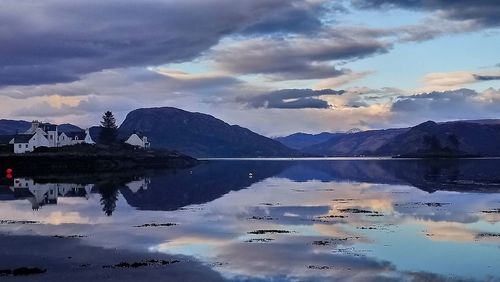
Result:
[29, 120, 40, 133]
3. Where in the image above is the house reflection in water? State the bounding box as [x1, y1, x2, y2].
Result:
[125, 178, 150, 193]
[10, 178, 94, 210]
[0, 177, 153, 212]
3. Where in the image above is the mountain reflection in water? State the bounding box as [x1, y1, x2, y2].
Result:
[0, 159, 499, 281]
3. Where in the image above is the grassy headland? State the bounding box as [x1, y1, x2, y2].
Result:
[0, 144, 198, 173]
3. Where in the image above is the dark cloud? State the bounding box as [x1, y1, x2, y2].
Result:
[352, 0, 500, 28]
[240, 88, 344, 109]
[212, 32, 390, 80]
[391, 88, 500, 123]
[397, 88, 477, 101]
[11, 95, 139, 118]
[0, 66, 80, 86]
[0, 0, 326, 87]
[241, 2, 325, 34]
[154, 70, 242, 92]
[270, 98, 331, 109]
[473, 74, 500, 81]
[0, 67, 243, 100]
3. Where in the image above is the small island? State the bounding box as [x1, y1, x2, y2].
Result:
[0, 111, 197, 174]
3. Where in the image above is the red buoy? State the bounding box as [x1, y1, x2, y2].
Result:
[6, 168, 12, 174]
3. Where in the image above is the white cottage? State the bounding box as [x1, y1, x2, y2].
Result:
[9, 121, 96, 153]
[24, 121, 58, 147]
[10, 129, 51, 153]
[84, 129, 96, 144]
[125, 133, 150, 149]
[58, 129, 94, 147]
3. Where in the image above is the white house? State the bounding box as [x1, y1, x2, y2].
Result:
[84, 129, 96, 144]
[10, 128, 51, 154]
[24, 121, 58, 147]
[125, 133, 150, 149]
[9, 121, 96, 153]
[57, 132, 73, 147]
[58, 129, 94, 147]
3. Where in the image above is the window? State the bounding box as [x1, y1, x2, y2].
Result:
[25, 144, 28, 148]
[50, 135, 53, 139]
[18, 144, 22, 148]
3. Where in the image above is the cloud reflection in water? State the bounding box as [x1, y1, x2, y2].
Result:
[0, 159, 499, 281]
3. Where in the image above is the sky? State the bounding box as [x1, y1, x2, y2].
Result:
[0, 0, 499, 136]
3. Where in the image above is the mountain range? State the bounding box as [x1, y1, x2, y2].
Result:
[274, 132, 344, 150]
[2, 109, 499, 158]
[276, 119, 500, 157]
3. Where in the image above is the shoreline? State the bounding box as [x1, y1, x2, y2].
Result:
[0, 151, 198, 174]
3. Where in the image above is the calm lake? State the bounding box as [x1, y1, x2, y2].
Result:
[0, 159, 499, 281]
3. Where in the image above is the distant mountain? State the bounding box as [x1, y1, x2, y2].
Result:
[376, 120, 500, 157]
[118, 107, 301, 158]
[274, 132, 344, 150]
[275, 128, 365, 150]
[0, 120, 31, 135]
[303, 128, 408, 156]
[58, 123, 83, 133]
[0, 120, 83, 136]
[299, 119, 500, 157]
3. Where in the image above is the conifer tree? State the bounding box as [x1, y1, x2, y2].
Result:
[99, 111, 118, 144]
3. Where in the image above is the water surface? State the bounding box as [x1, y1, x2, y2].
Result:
[0, 159, 499, 281]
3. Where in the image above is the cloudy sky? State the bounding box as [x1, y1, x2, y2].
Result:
[1, 0, 499, 136]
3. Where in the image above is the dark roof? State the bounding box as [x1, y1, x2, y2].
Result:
[66, 131, 86, 139]
[39, 123, 57, 132]
[11, 134, 34, 143]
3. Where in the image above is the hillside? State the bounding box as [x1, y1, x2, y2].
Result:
[291, 119, 500, 157]
[118, 107, 301, 158]
[58, 123, 83, 133]
[274, 132, 343, 150]
[0, 120, 31, 135]
[376, 121, 500, 157]
[0, 120, 82, 135]
[303, 128, 408, 156]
